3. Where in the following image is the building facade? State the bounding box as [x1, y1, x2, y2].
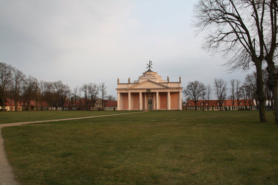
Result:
[116, 66, 182, 111]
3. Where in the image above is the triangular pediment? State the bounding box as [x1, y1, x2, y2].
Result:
[130, 80, 168, 89]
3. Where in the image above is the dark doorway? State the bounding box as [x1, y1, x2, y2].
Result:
[148, 97, 153, 110]
[146, 89, 153, 111]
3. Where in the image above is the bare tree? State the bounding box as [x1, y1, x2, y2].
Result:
[263, 69, 273, 109]
[235, 80, 242, 109]
[22, 76, 39, 110]
[206, 84, 211, 110]
[99, 82, 106, 110]
[239, 85, 248, 110]
[39, 81, 47, 110]
[79, 83, 99, 110]
[107, 95, 116, 101]
[240, 75, 256, 111]
[243, 74, 257, 110]
[80, 84, 89, 110]
[184, 81, 206, 110]
[214, 79, 227, 110]
[0, 62, 12, 109]
[41, 81, 55, 109]
[0, 62, 115, 112]
[201, 89, 206, 111]
[263, 0, 278, 122]
[88, 83, 99, 109]
[54, 81, 70, 110]
[12, 68, 25, 111]
[40, 81, 70, 110]
[230, 79, 237, 110]
[195, 0, 277, 122]
[71, 87, 79, 110]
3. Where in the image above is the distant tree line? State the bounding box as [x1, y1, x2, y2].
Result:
[184, 70, 274, 111]
[0, 62, 115, 111]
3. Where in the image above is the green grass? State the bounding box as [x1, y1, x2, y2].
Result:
[0, 111, 126, 124]
[2, 111, 278, 184]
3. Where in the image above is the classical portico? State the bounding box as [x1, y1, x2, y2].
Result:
[116, 62, 182, 111]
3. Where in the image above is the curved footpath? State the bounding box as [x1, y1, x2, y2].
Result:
[0, 112, 142, 185]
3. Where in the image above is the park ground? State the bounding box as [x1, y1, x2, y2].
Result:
[1, 111, 277, 184]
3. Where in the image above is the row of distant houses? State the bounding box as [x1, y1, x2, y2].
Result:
[0, 98, 117, 111]
[184, 99, 258, 111]
[1, 98, 270, 112]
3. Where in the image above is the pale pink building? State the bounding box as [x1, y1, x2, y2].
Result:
[116, 67, 182, 111]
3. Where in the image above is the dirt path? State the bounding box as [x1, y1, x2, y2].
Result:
[0, 131, 18, 185]
[0, 112, 142, 184]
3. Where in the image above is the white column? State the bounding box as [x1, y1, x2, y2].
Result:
[139, 92, 143, 110]
[117, 92, 121, 110]
[128, 91, 131, 110]
[156, 92, 159, 110]
[179, 91, 182, 110]
[167, 91, 171, 110]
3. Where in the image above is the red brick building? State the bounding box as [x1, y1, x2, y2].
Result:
[185, 99, 256, 110]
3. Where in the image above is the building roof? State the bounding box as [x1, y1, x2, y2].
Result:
[138, 71, 165, 83]
[117, 68, 182, 90]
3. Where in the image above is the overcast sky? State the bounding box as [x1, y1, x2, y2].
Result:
[0, 0, 251, 98]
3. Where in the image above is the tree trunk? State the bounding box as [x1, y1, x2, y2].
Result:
[255, 63, 266, 122]
[273, 82, 278, 123]
[270, 68, 278, 122]
[266, 59, 278, 123]
[14, 99, 18, 111]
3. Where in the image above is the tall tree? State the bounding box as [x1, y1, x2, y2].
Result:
[184, 81, 206, 110]
[99, 83, 106, 110]
[41, 81, 55, 109]
[72, 87, 79, 109]
[214, 79, 227, 109]
[0, 62, 12, 109]
[235, 80, 242, 109]
[230, 79, 237, 110]
[239, 85, 248, 109]
[88, 83, 99, 109]
[263, 0, 278, 121]
[81, 84, 89, 110]
[206, 84, 211, 110]
[12, 68, 25, 111]
[240, 74, 257, 110]
[263, 69, 273, 109]
[22, 76, 39, 110]
[54, 81, 70, 110]
[195, 0, 277, 122]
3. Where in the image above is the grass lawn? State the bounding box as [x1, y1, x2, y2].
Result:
[2, 111, 278, 184]
[0, 111, 126, 124]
